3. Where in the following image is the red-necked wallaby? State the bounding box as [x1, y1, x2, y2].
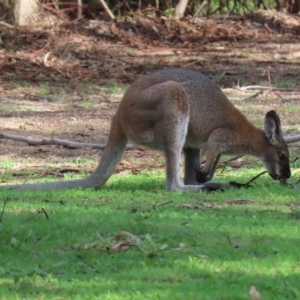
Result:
[2, 68, 291, 191]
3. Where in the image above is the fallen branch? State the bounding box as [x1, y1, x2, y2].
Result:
[98, 0, 115, 20]
[0, 21, 14, 28]
[229, 171, 268, 189]
[77, 0, 83, 19]
[0, 133, 135, 150]
[220, 155, 244, 164]
[1, 132, 300, 152]
[237, 85, 300, 92]
[194, 0, 208, 17]
[285, 134, 300, 144]
[0, 198, 9, 223]
[243, 91, 263, 101]
[21, 208, 49, 223]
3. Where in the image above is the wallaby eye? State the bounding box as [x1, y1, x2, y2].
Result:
[278, 153, 286, 161]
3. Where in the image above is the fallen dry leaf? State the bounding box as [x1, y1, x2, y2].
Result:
[115, 231, 141, 246]
[181, 203, 201, 209]
[111, 231, 141, 252]
[111, 242, 131, 252]
[110, 23, 119, 35]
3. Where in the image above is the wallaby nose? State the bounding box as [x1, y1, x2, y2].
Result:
[278, 168, 291, 180]
[285, 169, 291, 179]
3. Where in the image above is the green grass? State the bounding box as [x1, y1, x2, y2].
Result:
[274, 78, 297, 89]
[39, 82, 50, 98]
[1, 163, 300, 299]
[0, 159, 16, 169]
[279, 103, 300, 115]
[106, 83, 129, 95]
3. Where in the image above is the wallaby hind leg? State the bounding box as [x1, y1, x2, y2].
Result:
[144, 82, 189, 191]
[147, 82, 204, 192]
[184, 148, 201, 185]
[163, 142, 204, 192]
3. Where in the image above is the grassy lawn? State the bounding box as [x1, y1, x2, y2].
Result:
[1, 163, 300, 300]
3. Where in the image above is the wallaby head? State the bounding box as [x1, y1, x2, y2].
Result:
[262, 110, 291, 181]
[195, 109, 291, 185]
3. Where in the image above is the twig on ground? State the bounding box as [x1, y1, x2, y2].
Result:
[285, 134, 300, 144]
[227, 235, 233, 246]
[237, 86, 299, 92]
[1, 131, 299, 152]
[292, 157, 300, 163]
[238, 171, 268, 187]
[0, 133, 135, 150]
[219, 155, 244, 164]
[0, 198, 9, 223]
[194, 0, 208, 17]
[0, 13, 7, 21]
[153, 200, 174, 208]
[21, 208, 49, 223]
[244, 91, 263, 101]
[98, 0, 115, 20]
[267, 67, 272, 88]
[0, 21, 14, 28]
[226, 171, 268, 190]
[77, 0, 83, 18]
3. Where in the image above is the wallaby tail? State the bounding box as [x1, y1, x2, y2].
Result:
[3, 116, 128, 191]
[86, 117, 128, 189]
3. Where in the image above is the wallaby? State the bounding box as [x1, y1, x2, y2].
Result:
[2, 68, 291, 192]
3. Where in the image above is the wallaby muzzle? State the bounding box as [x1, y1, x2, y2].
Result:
[269, 169, 291, 181]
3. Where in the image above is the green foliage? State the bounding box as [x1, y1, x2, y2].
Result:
[1, 163, 300, 299]
[279, 103, 300, 115]
[105, 0, 285, 17]
[73, 156, 95, 166]
[164, 7, 175, 16]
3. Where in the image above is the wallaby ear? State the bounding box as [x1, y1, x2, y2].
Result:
[264, 110, 283, 145]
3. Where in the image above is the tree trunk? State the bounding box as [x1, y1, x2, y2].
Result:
[287, 0, 300, 13]
[14, 0, 39, 25]
[174, 0, 188, 18]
